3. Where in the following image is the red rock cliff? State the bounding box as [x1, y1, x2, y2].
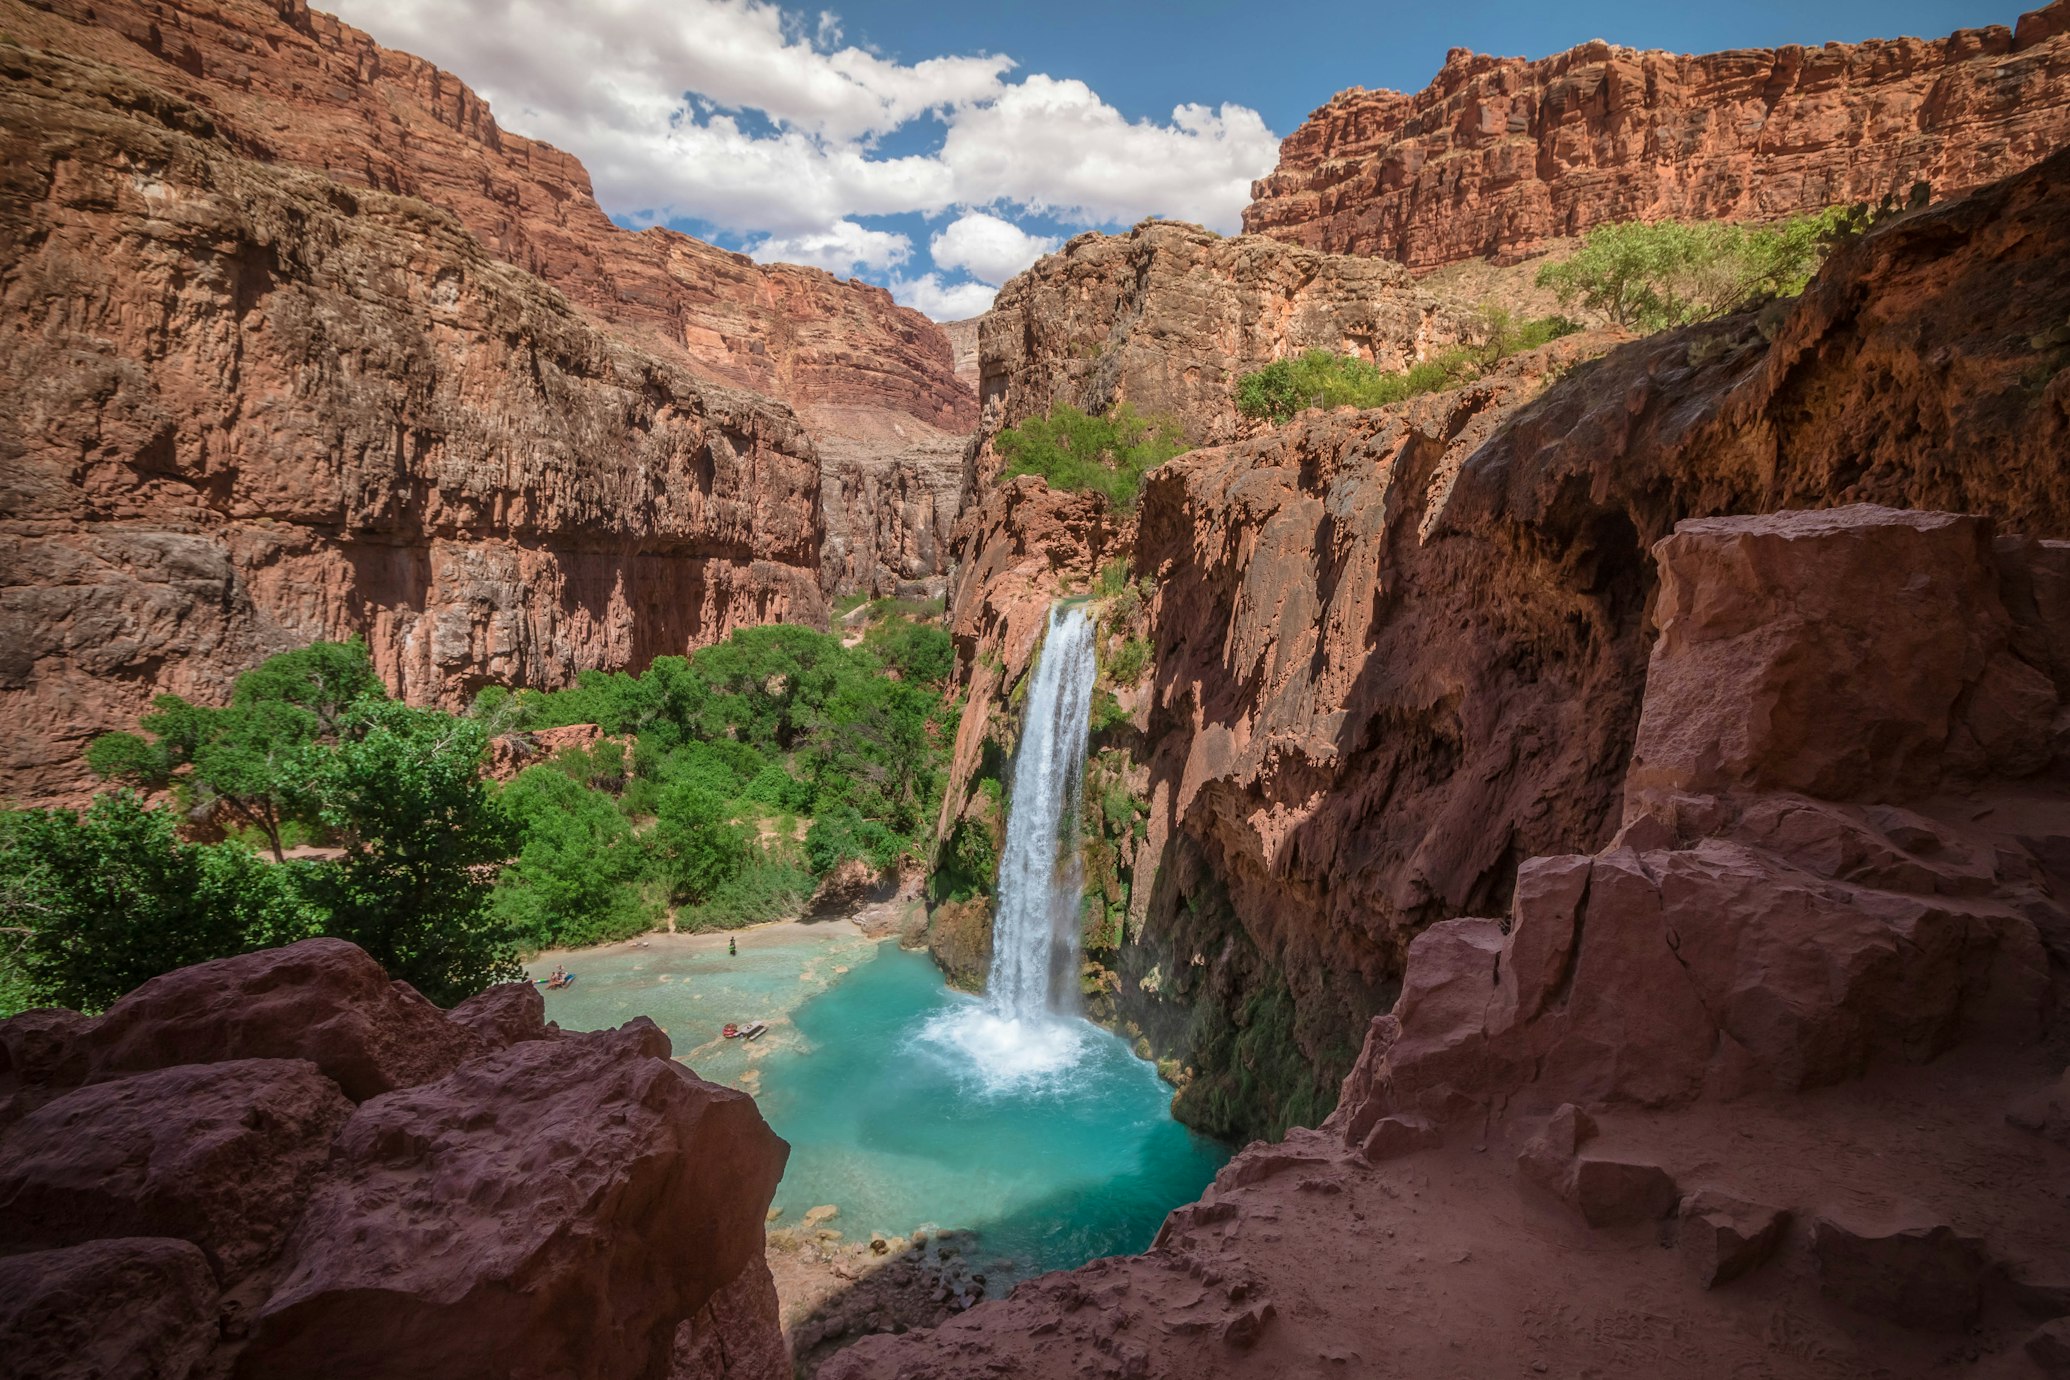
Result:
[1243, 1, 2070, 266]
[1117, 145, 2070, 1138]
[976, 220, 1469, 459]
[0, 43, 825, 801]
[1, 0, 975, 438]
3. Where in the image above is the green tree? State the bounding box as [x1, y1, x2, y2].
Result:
[84, 639, 388, 860]
[298, 700, 520, 1005]
[230, 637, 385, 733]
[648, 781, 750, 904]
[994, 403, 1188, 509]
[0, 793, 320, 1013]
[492, 767, 655, 949]
[1534, 210, 1847, 332]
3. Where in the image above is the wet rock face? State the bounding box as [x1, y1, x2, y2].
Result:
[977, 220, 1471, 455]
[0, 42, 827, 804]
[1243, 3, 2070, 266]
[0, 942, 789, 1380]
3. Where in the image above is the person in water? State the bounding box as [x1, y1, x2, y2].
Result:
[728, 937, 737, 956]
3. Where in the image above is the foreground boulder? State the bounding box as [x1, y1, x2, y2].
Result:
[0, 943, 789, 1379]
[0, 1239, 218, 1380]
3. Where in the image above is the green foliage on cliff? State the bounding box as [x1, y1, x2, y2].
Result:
[1234, 308, 1581, 425]
[1534, 208, 1854, 332]
[994, 403, 1188, 509]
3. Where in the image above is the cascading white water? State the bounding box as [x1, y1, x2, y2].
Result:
[986, 604, 1097, 1020]
[919, 603, 1100, 1089]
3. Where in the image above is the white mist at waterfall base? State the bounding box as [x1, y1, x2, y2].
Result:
[917, 604, 1099, 1096]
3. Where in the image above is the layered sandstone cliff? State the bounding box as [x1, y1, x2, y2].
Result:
[975, 221, 1470, 457]
[1, 0, 974, 438]
[0, 44, 826, 801]
[1243, 1, 2070, 267]
[0, 0, 980, 801]
[0, 939, 790, 1379]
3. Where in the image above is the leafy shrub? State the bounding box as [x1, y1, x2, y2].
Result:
[1105, 636, 1152, 688]
[994, 403, 1188, 509]
[648, 782, 750, 905]
[1534, 209, 1851, 332]
[677, 851, 815, 931]
[294, 699, 520, 1005]
[490, 767, 654, 951]
[1234, 309, 1579, 424]
[61, 644, 521, 1010]
[804, 805, 904, 873]
[0, 793, 322, 1013]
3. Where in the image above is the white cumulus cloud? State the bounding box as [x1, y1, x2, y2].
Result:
[929, 212, 1060, 287]
[890, 273, 998, 321]
[936, 79, 1276, 232]
[747, 220, 912, 275]
[326, 0, 1282, 317]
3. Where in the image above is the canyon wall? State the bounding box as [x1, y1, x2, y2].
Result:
[975, 221, 1471, 458]
[0, 45, 825, 801]
[2, 0, 974, 438]
[0, 0, 986, 799]
[1243, 1, 2070, 267]
[829, 498, 2070, 1380]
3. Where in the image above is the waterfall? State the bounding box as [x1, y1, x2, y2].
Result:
[920, 603, 1100, 1088]
[986, 604, 1098, 1020]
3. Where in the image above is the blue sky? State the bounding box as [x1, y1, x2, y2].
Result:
[329, 0, 2009, 318]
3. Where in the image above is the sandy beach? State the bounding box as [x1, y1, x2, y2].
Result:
[524, 914, 877, 975]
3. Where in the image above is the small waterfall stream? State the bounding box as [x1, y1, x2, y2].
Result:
[922, 603, 1102, 1087]
[986, 604, 1097, 1020]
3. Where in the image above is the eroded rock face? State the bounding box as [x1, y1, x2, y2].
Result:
[2, 0, 973, 436]
[818, 432, 969, 598]
[1243, 3, 2070, 266]
[245, 1023, 785, 1380]
[81, 938, 484, 1103]
[0, 1238, 219, 1380]
[0, 942, 789, 1379]
[976, 220, 1471, 457]
[0, 42, 826, 803]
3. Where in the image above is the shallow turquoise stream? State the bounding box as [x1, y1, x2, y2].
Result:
[537, 930, 1228, 1282]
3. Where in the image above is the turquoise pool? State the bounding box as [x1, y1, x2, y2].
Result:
[538, 931, 1228, 1282]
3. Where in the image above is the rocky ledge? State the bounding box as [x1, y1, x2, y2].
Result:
[0, 938, 790, 1380]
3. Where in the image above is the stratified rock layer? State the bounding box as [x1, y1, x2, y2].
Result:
[0, 940, 789, 1380]
[0, 43, 825, 802]
[1244, 2, 2070, 266]
[977, 221, 1469, 454]
[1, 0, 973, 436]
